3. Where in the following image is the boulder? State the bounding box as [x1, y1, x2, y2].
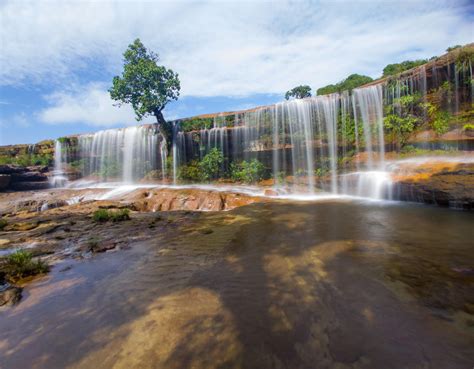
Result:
[0, 284, 22, 306]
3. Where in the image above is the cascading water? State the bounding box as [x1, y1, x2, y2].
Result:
[51, 140, 68, 187]
[57, 51, 472, 202]
[77, 125, 162, 183]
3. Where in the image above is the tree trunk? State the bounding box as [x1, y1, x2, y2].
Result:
[154, 109, 172, 153]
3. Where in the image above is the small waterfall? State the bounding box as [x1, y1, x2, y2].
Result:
[77, 125, 162, 183]
[51, 140, 68, 187]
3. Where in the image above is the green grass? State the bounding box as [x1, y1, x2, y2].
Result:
[92, 208, 131, 222]
[92, 209, 110, 222]
[109, 209, 130, 222]
[1, 250, 49, 282]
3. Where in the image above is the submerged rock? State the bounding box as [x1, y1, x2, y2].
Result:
[0, 284, 22, 306]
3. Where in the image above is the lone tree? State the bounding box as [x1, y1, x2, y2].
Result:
[285, 85, 312, 100]
[109, 39, 180, 147]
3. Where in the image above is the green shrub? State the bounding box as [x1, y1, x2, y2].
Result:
[179, 117, 214, 132]
[0, 218, 7, 230]
[92, 209, 130, 222]
[178, 160, 202, 182]
[2, 250, 49, 282]
[199, 148, 224, 181]
[230, 159, 266, 183]
[109, 209, 130, 222]
[92, 209, 110, 222]
[317, 74, 373, 95]
[431, 110, 451, 135]
[462, 124, 474, 132]
[382, 59, 427, 77]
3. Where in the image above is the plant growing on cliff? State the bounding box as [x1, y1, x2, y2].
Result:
[199, 148, 224, 181]
[0, 218, 7, 230]
[230, 159, 266, 183]
[382, 59, 427, 77]
[317, 74, 373, 95]
[109, 39, 180, 149]
[285, 85, 312, 100]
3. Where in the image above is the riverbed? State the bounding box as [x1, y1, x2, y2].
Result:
[0, 198, 473, 369]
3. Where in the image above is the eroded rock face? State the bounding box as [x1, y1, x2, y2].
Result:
[0, 165, 52, 192]
[392, 163, 474, 209]
[125, 188, 263, 212]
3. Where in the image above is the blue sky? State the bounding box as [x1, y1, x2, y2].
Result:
[0, 0, 472, 145]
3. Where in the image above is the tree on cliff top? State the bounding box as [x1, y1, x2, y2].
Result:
[109, 39, 180, 143]
[285, 85, 312, 100]
[317, 74, 373, 95]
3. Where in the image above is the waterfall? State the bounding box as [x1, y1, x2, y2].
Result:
[54, 140, 63, 174]
[77, 125, 162, 183]
[53, 53, 471, 201]
[51, 139, 68, 187]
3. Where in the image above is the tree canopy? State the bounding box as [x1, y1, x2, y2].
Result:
[285, 85, 312, 100]
[316, 74, 373, 95]
[109, 39, 180, 127]
[382, 60, 427, 77]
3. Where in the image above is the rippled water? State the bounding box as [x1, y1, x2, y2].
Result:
[0, 200, 473, 369]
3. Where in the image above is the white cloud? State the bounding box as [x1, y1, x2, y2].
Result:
[0, 112, 30, 128]
[0, 0, 472, 99]
[38, 83, 153, 127]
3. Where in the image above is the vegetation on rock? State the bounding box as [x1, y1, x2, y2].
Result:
[199, 148, 224, 181]
[317, 74, 373, 95]
[230, 159, 266, 183]
[1, 250, 49, 283]
[92, 209, 131, 222]
[382, 60, 427, 77]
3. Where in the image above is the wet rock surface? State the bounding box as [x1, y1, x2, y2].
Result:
[0, 187, 473, 368]
[392, 162, 474, 209]
[0, 284, 22, 306]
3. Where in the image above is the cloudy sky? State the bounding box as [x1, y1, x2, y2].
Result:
[0, 0, 472, 145]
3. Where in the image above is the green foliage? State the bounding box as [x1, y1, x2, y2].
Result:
[383, 92, 424, 146]
[92, 209, 110, 222]
[383, 114, 417, 143]
[314, 167, 329, 177]
[285, 85, 312, 100]
[463, 124, 474, 132]
[0, 153, 53, 167]
[230, 159, 266, 183]
[0, 218, 7, 230]
[92, 209, 131, 222]
[178, 160, 202, 182]
[455, 48, 474, 69]
[109, 38, 180, 132]
[446, 45, 462, 52]
[317, 74, 373, 95]
[431, 110, 451, 135]
[109, 209, 130, 222]
[2, 250, 49, 282]
[179, 117, 214, 132]
[199, 148, 224, 181]
[382, 60, 427, 77]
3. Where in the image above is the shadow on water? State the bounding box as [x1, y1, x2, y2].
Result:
[0, 200, 473, 369]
